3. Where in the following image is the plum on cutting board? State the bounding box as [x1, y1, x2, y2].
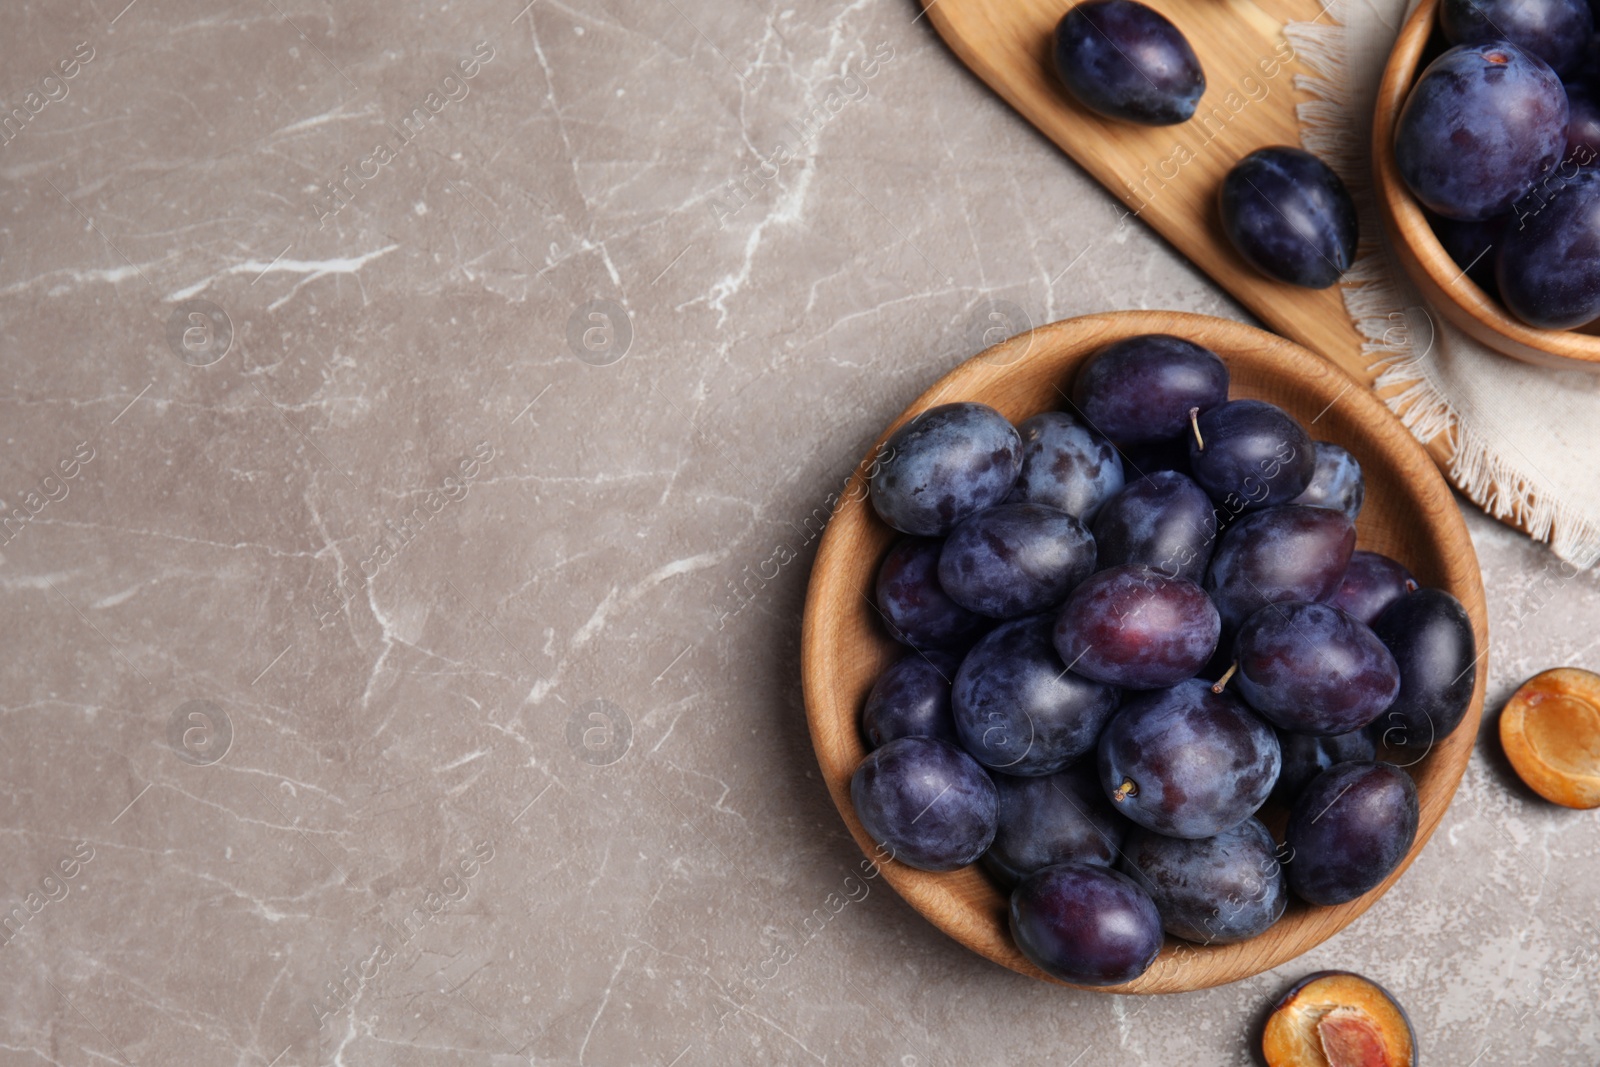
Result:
[1051, 0, 1205, 126]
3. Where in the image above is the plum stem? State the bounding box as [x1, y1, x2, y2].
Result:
[1211, 662, 1238, 694]
[1111, 777, 1138, 802]
[1189, 407, 1204, 450]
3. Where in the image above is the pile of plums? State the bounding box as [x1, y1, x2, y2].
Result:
[1050, 0, 1358, 290]
[1397, 0, 1600, 329]
[851, 333, 1477, 986]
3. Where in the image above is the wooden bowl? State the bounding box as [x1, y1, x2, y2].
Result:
[1373, 0, 1600, 371]
[801, 311, 1489, 993]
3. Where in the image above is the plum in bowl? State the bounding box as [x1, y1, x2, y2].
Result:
[1374, 0, 1600, 370]
[800, 310, 1488, 992]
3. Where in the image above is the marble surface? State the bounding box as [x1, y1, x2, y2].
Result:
[2, 1, 1598, 1064]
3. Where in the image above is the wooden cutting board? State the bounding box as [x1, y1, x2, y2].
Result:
[919, 0, 1468, 484]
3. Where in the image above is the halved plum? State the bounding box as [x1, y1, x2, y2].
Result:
[1262, 970, 1417, 1067]
[1500, 668, 1600, 809]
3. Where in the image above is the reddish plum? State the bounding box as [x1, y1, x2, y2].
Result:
[875, 537, 986, 649]
[1054, 565, 1220, 689]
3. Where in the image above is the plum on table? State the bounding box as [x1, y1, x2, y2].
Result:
[1499, 668, 1600, 809]
[1263, 971, 1417, 1067]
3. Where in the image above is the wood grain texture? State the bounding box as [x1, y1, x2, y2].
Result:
[801, 310, 1489, 993]
[1373, 0, 1600, 371]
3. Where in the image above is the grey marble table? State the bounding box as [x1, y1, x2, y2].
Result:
[1, 0, 1596, 1064]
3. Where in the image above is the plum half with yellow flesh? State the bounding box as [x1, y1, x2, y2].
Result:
[1500, 668, 1600, 809]
[1262, 970, 1417, 1067]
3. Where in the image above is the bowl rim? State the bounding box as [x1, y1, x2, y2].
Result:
[1372, 0, 1600, 371]
[800, 310, 1490, 994]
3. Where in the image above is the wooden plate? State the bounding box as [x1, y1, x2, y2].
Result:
[1372, 0, 1600, 371]
[801, 310, 1489, 993]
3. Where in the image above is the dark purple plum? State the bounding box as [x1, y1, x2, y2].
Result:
[1118, 436, 1193, 479]
[1273, 728, 1378, 802]
[1119, 817, 1287, 944]
[1233, 601, 1401, 736]
[1205, 505, 1356, 631]
[985, 764, 1126, 886]
[938, 503, 1095, 618]
[1286, 761, 1418, 905]
[861, 651, 960, 749]
[1097, 680, 1281, 838]
[1431, 213, 1504, 293]
[850, 737, 997, 872]
[1441, 0, 1592, 76]
[1007, 411, 1125, 521]
[1369, 588, 1478, 750]
[1288, 441, 1364, 518]
[1395, 43, 1567, 221]
[1051, 0, 1205, 127]
[953, 615, 1120, 775]
[1009, 862, 1163, 985]
[1498, 167, 1600, 329]
[1092, 471, 1218, 583]
[1567, 84, 1600, 162]
[1327, 550, 1417, 626]
[875, 537, 986, 649]
[1072, 334, 1229, 445]
[1188, 400, 1316, 510]
[1220, 146, 1358, 289]
[1054, 565, 1220, 689]
[870, 402, 1022, 536]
